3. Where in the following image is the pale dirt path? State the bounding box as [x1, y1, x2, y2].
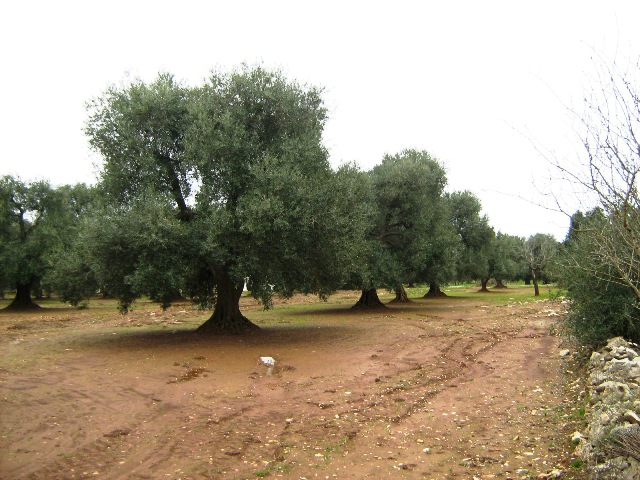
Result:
[0, 292, 585, 480]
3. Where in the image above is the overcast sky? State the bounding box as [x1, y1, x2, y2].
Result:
[1, 1, 638, 240]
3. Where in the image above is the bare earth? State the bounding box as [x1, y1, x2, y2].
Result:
[0, 289, 586, 480]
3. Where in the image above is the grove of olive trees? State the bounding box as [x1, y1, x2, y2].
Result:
[0, 64, 588, 338]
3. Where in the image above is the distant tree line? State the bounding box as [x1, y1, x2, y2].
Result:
[1, 66, 560, 333]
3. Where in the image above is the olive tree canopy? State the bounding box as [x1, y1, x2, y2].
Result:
[347, 149, 449, 307]
[85, 67, 353, 333]
[0, 177, 84, 309]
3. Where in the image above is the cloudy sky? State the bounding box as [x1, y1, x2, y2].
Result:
[1, 1, 638, 240]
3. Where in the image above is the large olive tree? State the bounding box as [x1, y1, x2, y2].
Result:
[85, 67, 353, 333]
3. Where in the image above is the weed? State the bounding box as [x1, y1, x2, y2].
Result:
[254, 462, 292, 477]
[570, 459, 584, 468]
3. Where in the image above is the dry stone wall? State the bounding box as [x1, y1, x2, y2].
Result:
[577, 337, 640, 479]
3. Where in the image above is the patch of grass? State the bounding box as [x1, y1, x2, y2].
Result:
[322, 436, 351, 461]
[570, 459, 584, 469]
[412, 284, 550, 305]
[273, 463, 291, 473]
[253, 462, 292, 477]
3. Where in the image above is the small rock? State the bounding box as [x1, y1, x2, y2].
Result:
[103, 429, 131, 438]
[559, 349, 571, 357]
[571, 431, 583, 443]
[537, 469, 563, 479]
[607, 337, 630, 349]
[624, 410, 640, 424]
[259, 356, 275, 367]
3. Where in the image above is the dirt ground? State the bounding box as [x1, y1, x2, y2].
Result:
[0, 288, 587, 480]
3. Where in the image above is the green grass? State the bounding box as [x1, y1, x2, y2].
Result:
[253, 462, 292, 477]
[1, 284, 563, 327]
[436, 283, 561, 305]
[570, 459, 584, 469]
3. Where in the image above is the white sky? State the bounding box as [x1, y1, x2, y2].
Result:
[1, 1, 639, 240]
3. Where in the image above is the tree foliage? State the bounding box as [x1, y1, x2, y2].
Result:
[447, 191, 494, 289]
[560, 210, 640, 346]
[84, 66, 354, 332]
[523, 233, 558, 296]
[41, 183, 98, 307]
[550, 57, 640, 346]
[487, 233, 525, 288]
[2, 65, 568, 332]
[0, 176, 76, 309]
[347, 149, 449, 307]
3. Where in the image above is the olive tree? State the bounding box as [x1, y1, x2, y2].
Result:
[486, 232, 525, 289]
[523, 233, 558, 296]
[0, 176, 72, 309]
[348, 149, 448, 308]
[448, 191, 494, 292]
[85, 67, 354, 333]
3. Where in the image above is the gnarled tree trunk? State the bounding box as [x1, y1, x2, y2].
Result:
[352, 288, 386, 309]
[494, 278, 508, 289]
[6, 282, 40, 310]
[389, 284, 411, 303]
[532, 269, 540, 296]
[478, 277, 490, 292]
[196, 269, 259, 334]
[423, 282, 447, 298]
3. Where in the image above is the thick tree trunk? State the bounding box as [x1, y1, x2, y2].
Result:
[532, 270, 540, 296]
[494, 278, 508, 289]
[6, 282, 40, 310]
[352, 288, 387, 309]
[389, 284, 412, 303]
[423, 282, 447, 298]
[196, 270, 259, 334]
[478, 277, 490, 292]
